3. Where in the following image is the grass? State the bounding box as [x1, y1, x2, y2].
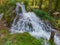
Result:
[31, 8, 53, 21]
[0, 0, 16, 26]
[0, 30, 56, 45]
[0, 30, 43, 45]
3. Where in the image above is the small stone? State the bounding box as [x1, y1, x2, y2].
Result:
[3, 24, 7, 26]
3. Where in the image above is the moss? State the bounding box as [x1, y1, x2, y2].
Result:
[0, 30, 56, 45]
[5, 32, 41, 45]
[0, 30, 42, 45]
[48, 40, 56, 45]
[31, 9, 53, 21]
[52, 19, 60, 30]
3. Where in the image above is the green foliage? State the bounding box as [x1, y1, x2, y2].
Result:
[0, 30, 56, 45]
[5, 32, 41, 45]
[0, 0, 29, 26]
[39, 37, 45, 45]
[31, 9, 53, 21]
[24, 0, 29, 7]
[0, 30, 41, 45]
[5, 40, 12, 45]
[0, 0, 21, 26]
[52, 19, 60, 30]
[0, 29, 10, 34]
[48, 39, 56, 45]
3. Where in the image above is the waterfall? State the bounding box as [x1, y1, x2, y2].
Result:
[11, 2, 60, 45]
[15, 2, 26, 14]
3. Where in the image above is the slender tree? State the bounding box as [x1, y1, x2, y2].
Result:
[48, 0, 53, 15]
[39, 0, 43, 9]
[54, 0, 59, 11]
[32, 0, 34, 6]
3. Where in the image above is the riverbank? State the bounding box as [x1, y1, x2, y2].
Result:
[0, 19, 10, 30]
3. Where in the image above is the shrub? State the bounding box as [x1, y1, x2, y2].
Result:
[0, 0, 21, 26]
[31, 9, 53, 21]
[4, 32, 42, 45]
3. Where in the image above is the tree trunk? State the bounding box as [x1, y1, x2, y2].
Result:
[39, 0, 43, 9]
[54, 0, 59, 11]
[32, 0, 34, 6]
[48, 0, 53, 15]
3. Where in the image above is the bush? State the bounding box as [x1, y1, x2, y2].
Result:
[31, 9, 53, 21]
[0, 30, 42, 45]
[0, 0, 21, 26]
[0, 0, 29, 27]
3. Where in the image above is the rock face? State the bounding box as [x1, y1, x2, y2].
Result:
[53, 12, 60, 17]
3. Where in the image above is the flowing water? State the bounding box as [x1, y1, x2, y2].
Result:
[11, 2, 60, 45]
[0, 13, 3, 20]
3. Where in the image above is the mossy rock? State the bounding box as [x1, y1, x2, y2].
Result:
[0, 30, 41, 45]
[53, 19, 60, 30]
[4, 32, 41, 45]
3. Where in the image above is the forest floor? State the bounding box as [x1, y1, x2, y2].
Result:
[0, 19, 10, 30]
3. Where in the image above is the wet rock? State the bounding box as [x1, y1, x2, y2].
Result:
[3, 24, 7, 26]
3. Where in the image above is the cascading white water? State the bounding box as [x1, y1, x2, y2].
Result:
[0, 13, 3, 20]
[11, 2, 60, 45]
